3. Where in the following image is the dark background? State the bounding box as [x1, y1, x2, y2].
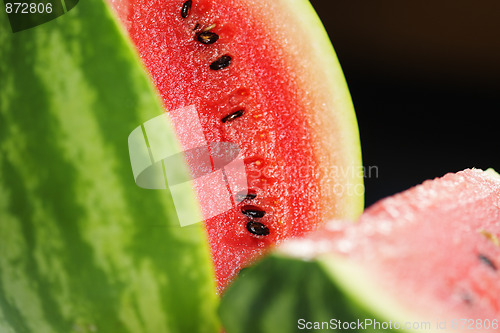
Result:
[309, 0, 500, 206]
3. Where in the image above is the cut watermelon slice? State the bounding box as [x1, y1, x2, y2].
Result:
[110, 0, 363, 291]
[220, 169, 500, 332]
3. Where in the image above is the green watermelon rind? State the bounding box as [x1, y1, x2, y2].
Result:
[485, 168, 500, 179]
[0, 0, 219, 332]
[219, 254, 401, 333]
[317, 254, 422, 333]
[219, 252, 435, 333]
[220, 168, 500, 333]
[281, 0, 364, 219]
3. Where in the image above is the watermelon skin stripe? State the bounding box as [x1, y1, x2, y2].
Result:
[0, 1, 219, 332]
[219, 255, 397, 333]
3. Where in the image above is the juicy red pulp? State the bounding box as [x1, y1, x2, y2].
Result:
[124, 0, 322, 292]
[284, 169, 500, 321]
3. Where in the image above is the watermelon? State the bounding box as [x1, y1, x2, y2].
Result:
[0, 1, 220, 332]
[110, 0, 363, 291]
[220, 169, 500, 332]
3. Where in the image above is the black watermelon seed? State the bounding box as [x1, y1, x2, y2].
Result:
[181, 0, 192, 18]
[210, 55, 232, 70]
[460, 292, 474, 306]
[478, 254, 497, 271]
[235, 190, 257, 202]
[197, 31, 219, 44]
[241, 206, 265, 218]
[193, 23, 200, 30]
[221, 109, 244, 123]
[246, 221, 270, 236]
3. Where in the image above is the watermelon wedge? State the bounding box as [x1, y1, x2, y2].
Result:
[110, 0, 363, 291]
[0, 1, 220, 332]
[220, 169, 500, 332]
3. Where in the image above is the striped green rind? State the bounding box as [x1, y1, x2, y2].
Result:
[0, 1, 219, 332]
[219, 254, 399, 333]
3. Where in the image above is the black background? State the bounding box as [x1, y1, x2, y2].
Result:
[309, 0, 500, 206]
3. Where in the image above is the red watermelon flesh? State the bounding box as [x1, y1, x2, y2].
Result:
[110, 0, 363, 292]
[282, 169, 500, 326]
